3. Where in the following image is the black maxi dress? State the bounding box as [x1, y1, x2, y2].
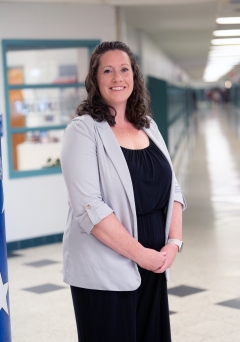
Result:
[71, 137, 172, 342]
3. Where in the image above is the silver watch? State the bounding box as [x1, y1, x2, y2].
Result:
[167, 239, 183, 252]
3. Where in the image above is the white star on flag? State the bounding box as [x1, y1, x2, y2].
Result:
[0, 272, 9, 315]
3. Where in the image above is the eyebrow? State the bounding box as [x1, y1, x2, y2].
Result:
[102, 63, 130, 68]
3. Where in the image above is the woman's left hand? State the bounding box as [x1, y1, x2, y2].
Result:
[153, 243, 178, 273]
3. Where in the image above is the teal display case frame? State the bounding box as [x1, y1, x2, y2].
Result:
[2, 39, 100, 178]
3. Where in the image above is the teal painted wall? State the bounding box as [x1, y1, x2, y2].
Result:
[147, 76, 168, 146]
[148, 76, 193, 158]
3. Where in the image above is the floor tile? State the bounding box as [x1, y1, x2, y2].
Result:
[23, 283, 66, 294]
[7, 251, 23, 258]
[169, 310, 177, 315]
[168, 285, 206, 297]
[24, 259, 59, 267]
[216, 329, 240, 342]
[217, 297, 240, 310]
[184, 318, 237, 339]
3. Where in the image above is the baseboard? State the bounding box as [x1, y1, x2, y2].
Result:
[7, 233, 63, 251]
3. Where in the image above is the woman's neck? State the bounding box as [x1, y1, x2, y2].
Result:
[109, 103, 128, 125]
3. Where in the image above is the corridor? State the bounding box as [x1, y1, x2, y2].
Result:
[169, 103, 240, 341]
[7, 104, 240, 342]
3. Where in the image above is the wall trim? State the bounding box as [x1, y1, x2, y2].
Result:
[7, 233, 63, 251]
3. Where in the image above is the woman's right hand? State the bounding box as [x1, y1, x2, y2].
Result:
[136, 248, 167, 272]
[92, 213, 167, 273]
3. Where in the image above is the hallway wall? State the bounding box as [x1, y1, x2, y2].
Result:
[0, 3, 116, 243]
[122, 19, 191, 85]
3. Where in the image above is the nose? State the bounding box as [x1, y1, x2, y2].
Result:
[113, 71, 122, 82]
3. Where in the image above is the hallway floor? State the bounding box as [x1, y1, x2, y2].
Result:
[169, 103, 240, 341]
[7, 104, 240, 341]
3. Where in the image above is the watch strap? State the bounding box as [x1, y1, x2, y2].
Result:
[167, 239, 183, 252]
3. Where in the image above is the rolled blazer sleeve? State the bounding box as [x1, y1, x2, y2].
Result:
[173, 176, 187, 210]
[61, 118, 113, 234]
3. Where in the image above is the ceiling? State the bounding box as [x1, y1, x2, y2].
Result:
[122, 1, 219, 81]
[2, 0, 240, 83]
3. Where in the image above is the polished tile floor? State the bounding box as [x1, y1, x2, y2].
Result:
[7, 104, 240, 341]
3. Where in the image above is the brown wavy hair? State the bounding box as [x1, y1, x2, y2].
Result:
[76, 41, 152, 129]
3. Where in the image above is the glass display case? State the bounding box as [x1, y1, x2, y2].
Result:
[2, 40, 100, 177]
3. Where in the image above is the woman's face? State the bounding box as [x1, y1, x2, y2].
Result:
[97, 49, 134, 109]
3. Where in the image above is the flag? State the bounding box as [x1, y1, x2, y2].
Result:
[0, 116, 11, 341]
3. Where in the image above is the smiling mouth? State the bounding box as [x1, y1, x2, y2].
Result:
[110, 87, 125, 91]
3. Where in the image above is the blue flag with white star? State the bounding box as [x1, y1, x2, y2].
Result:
[0, 117, 12, 342]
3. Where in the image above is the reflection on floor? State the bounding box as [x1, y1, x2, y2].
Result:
[7, 104, 240, 341]
[169, 104, 240, 342]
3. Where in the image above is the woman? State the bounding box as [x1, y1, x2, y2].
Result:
[61, 41, 186, 342]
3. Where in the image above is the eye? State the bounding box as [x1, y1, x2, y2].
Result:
[103, 69, 111, 74]
[122, 67, 129, 72]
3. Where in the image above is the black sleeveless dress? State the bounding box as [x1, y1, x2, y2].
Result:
[121, 137, 172, 342]
[71, 137, 172, 342]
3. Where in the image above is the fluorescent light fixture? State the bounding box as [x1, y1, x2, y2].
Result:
[216, 17, 240, 24]
[208, 55, 240, 60]
[204, 78, 223, 82]
[209, 50, 240, 56]
[204, 38, 240, 81]
[210, 45, 240, 50]
[206, 56, 240, 68]
[208, 57, 240, 65]
[213, 30, 240, 37]
[212, 38, 240, 45]
[203, 60, 236, 82]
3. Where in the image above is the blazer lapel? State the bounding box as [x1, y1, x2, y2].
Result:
[95, 121, 137, 219]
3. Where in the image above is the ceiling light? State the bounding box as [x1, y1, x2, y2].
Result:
[225, 81, 232, 89]
[203, 63, 236, 82]
[207, 57, 239, 65]
[216, 17, 240, 24]
[207, 55, 240, 61]
[209, 50, 240, 56]
[213, 30, 240, 37]
[208, 55, 240, 60]
[210, 45, 240, 50]
[211, 38, 240, 45]
[206, 61, 235, 67]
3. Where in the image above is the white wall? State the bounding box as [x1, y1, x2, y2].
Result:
[140, 31, 191, 85]
[122, 17, 191, 85]
[0, 2, 116, 242]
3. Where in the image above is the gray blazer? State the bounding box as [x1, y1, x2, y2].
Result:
[61, 115, 186, 291]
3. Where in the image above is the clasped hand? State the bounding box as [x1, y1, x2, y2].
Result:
[137, 244, 178, 273]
